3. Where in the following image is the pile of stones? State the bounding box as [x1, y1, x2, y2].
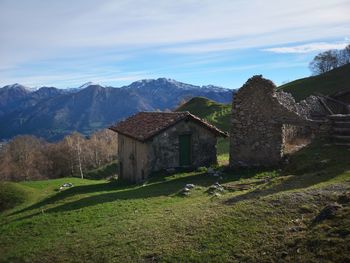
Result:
[179, 184, 195, 196]
[59, 183, 73, 191]
[207, 182, 225, 196]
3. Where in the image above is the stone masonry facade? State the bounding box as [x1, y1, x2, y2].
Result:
[111, 112, 226, 182]
[230, 75, 327, 167]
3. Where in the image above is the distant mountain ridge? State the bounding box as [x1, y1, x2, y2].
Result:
[0, 78, 234, 141]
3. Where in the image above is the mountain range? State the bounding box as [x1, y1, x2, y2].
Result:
[0, 78, 234, 141]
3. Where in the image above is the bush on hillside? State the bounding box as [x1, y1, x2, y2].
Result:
[0, 182, 26, 212]
[84, 161, 118, 180]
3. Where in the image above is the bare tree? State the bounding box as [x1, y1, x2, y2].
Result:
[309, 50, 338, 75]
[86, 129, 118, 168]
[0, 129, 118, 181]
[65, 132, 86, 179]
[0, 148, 13, 181]
[309, 44, 350, 75]
[338, 44, 350, 66]
[45, 141, 72, 178]
[0, 136, 51, 181]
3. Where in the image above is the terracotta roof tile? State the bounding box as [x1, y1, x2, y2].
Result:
[109, 111, 227, 141]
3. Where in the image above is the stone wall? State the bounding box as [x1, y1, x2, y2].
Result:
[149, 120, 218, 171]
[230, 75, 326, 167]
[276, 92, 327, 144]
[118, 118, 220, 183]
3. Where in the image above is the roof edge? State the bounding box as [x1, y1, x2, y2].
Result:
[109, 111, 228, 141]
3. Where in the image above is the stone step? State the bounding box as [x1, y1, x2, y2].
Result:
[328, 114, 350, 121]
[333, 121, 350, 128]
[332, 135, 350, 141]
[332, 127, 350, 135]
[333, 143, 350, 147]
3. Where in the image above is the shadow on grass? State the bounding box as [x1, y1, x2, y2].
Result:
[9, 179, 133, 216]
[10, 142, 348, 221]
[225, 143, 350, 204]
[4, 172, 219, 223]
[8, 171, 223, 219]
[12, 166, 269, 216]
[8, 167, 282, 223]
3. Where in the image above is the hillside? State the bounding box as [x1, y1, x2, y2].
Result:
[175, 97, 231, 164]
[279, 64, 350, 101]
[175, 97, 231, 132]
[1, 141, 349, 262]
[0, 79, 234, 141]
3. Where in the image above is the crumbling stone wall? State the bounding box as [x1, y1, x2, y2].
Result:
[230, 75, 325, 167]
[276, 92, 327, 145]
[276, 92, 326, 118]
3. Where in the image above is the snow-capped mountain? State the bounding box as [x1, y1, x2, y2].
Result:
[0, 78, 235, 141]
[78, 81, 104, 89]
[1, 83, 30, 91]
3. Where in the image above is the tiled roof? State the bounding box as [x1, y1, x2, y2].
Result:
[109, 111, 228, 141]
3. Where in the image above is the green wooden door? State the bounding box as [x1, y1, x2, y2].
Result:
[179, 134, 191, 166]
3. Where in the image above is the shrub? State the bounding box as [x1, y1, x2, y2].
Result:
[196, 167, 208, 173]
[0, 182, 26, 212]
[84, 162, 118, 180]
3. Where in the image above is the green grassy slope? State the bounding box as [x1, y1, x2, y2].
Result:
[175, 97, 231, 164]
[0, 182, 27, 212]
[279, 64, 350, 101]
[175, 97, 231, 132]
[1, 142, 349, 262]
[0, 178, 103, 213]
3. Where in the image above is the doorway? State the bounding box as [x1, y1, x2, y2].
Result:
[179, 134, 191, 166]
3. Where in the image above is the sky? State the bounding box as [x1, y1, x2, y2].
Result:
[0, 0, 349, 89]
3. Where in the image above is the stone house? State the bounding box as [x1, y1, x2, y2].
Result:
[110, 111, 227, 182]
[230, 75, 327, 167]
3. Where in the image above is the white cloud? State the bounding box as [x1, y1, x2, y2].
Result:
[0, 0, 349, 86]
[0, 68, 151, 88]
[181, 61, 308, 75]
[263, 41, 349, 53]
[1, 0, 349, 59]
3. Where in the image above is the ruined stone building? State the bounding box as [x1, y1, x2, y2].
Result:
[230, 75, 328, 167]
[110, 112, 227, 182]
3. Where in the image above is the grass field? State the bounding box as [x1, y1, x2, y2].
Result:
[279, 64, 350, 101]
[175, 97, 231, 132]
[1, 141, 350, 262]
[175, 97, 231, 165]
[1, 87, 350, 262]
